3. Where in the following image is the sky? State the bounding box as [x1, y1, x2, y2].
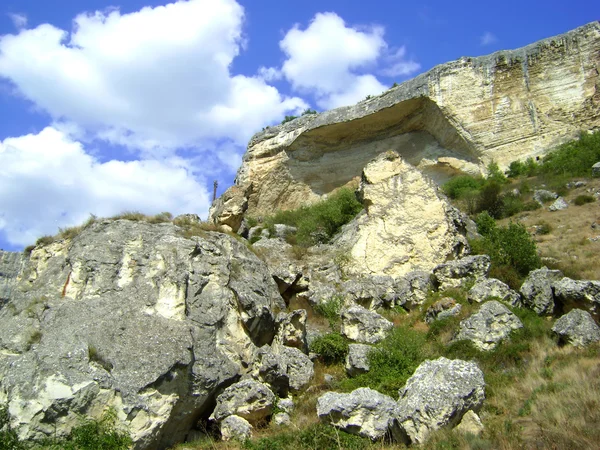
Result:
[0, 0, 596, 251]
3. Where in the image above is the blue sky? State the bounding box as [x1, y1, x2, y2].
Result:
[0, 0, 596, 251]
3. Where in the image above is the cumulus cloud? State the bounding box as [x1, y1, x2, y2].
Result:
[0, 0, 305, 152]
[0, 127, 210, 247]
[276, 12, 419, 109]
[8, 13, 27, 30]
[480, 31, 498, 46]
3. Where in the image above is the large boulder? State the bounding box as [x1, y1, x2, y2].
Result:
[345, 343, 372, 377]
[273, 309, 308, 352]
[317, 388, 401, 441]
[396, 271, 433, 309]
[0, 220, 283, 449]
[468, 278, 521, 306]
[395, 357, 485, 445]
[333, 152, 469, 278]
[553, 278, 600, 320]
[219, 415, 253, 442]
[455, 301, 523, 351]
[552, 309, 600, 347]
[432, 255, 491, 290]
[341, 276, 401, 310]
[210, 379, 275, 425]
[520, 267, 564, 315]
[340, 305, 393, 344]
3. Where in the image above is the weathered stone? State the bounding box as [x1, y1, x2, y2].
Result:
[277, 397, 294, 414]
[274, 309, 308, 352]
[345, 343, 372, 377]
[273, 412, 291, 426]
[210, 379, 275, 425]
[533, 189, 558, 205]
[455, 410, 484, 436]
[468, 278, 521, 306]
[209, 183, 251, 232]
[341, 305, 393, 344]
[520, 268, 564, 315]
[455, 301, 523, 351]
[220, 415, 253, 442]
[317, 388, 401, 441]
[254, 345, 314, 395]
[273, 224, 297, 240]
[278, 346, 314, 392]
[396, 357, 485, 445]
[552, 309, 600, 347]
[432, 255, 491, 290]
[425, 297, 462, 324]
[396, 271, 433, 309]
[549, 197, 568, 211]
[341, 276, 401, 310]
[553, 277, 600, 319]
[592, 162, 600, 178]
[212, 23, 600, 225]
[0, 220, 283, 449]
[333, 153, 469, 277]
[0, 250, 26, 308]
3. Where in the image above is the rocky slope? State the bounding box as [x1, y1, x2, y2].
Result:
[211, 21, 600, 224]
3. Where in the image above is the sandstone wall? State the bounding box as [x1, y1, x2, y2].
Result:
[211, 22, 600, 224]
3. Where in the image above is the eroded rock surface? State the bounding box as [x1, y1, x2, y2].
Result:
[340, 305, 393, 344]
[432, 255, 491, 290]
[0, 220, 283, 449]
[552, 309, 600, 347]
[520, 268, 564, 315]
[468, 278, 521, 306]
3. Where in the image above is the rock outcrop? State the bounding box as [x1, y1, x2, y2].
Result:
[211, 22, 600, 223]
[0, 220, 285, 449]
[340, 305, 393, 344]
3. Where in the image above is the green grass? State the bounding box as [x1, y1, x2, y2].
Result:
[313, 296, 343, 330]
[573, 194, 595, 205]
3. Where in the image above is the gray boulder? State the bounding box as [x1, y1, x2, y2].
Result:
[552, 309, 600, 347]
[592, 161, 600, 178]
[341, 305, 393, 344]
[396, 271, 432, 309]
[396, 357, 485, 445]
[274, 309, 308, 352]
[220, 415, 253, 441]
[254, 345, 314, 395]
[533, 189, 558, 205]
[520, 267, 564, 315]
[210, 379, 275, 425]
[341, 276, 401, 310]
[0, 220, 283, 449]
[273, 412, 291, 426]
[553, 277, 600, 319]
[432, 255, 491, 291]
[345, 343, 372, 376]
[468, 278, 521, 306]
[455, 410, 484, 436]
[317, 388, 401, 441]
[273, 224, 297, 240]
[425, 297, 462, 323]
[549, 197, 568, 211]
[278, 346, 314, 392]
[455, 301, 523, 351]
[277, 397, 294, 414]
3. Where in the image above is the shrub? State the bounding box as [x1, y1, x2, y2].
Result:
[501, 193, 524, 218]
[507, 160, 526, 178]
[477, 181, 504, 218]
[537, 222, 552, 235]
[0, 406, 24, 450]
[574, 194, 595, 206]
[442, 175, 482, 199]
[539, 130, 600, 177]
[301, 108, 317, 116]
[487, 161, 508, 184]
[313, 296, 343, 330]
[281, 115, 298, 125]
[309, 332, 349, 365]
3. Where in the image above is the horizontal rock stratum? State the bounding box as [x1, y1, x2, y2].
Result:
[211, 22, 600, 227]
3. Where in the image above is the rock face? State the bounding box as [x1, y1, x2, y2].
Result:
[317, 388, 401, 441]
[455, 301, 523, 351]
[333, 152, 470, 277]
[0, 250, 26, 308]
[552, 309, 600, 347]
[0, 220, 284, 449]
[340, 305, 393, 344]
[211, 22, 600, 224]
[396, 358, 485, 445]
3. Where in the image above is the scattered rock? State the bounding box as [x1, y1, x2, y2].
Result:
[566, 181, 586, 189]
[341, 275, 402, 310]
[455, 301, 523, 351]
[425, 297, 462, 324]
[553, 278, 600, 319]
[549, 197, 568, 211]
[341, 305, 393, 344]
[273, 224, 297, 240]
[455, 410, 484, 436]
[220, 415, 253, 442]
[396, 357, 485, 445]
[533, 189, 558, 205]
[520, 267, 564, 315]
[277, 397, 294, 414]
[317, 388, 401, 441]
[432, 255, 491, 290]
[345, 343, 372, 376]
[552, 309, 600, 347]
[273, 412, 291, 426]
[468, 278, 521, 306]
[396, 271, 433, 309]
[592, 162, 600, 178]
[210, 379, 275, 425]
[278, 346, 315, 392]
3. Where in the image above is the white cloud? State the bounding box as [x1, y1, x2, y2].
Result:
[480, 31, 498, 46]
[258, 66, 282, 82]
[277, 12, 419, 109]
[0, 127, 209, 247]
[380, 47, 421, 77]
[8, 13, 27, 30]
[0, 0, 305, 152]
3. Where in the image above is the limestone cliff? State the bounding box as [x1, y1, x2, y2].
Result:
[211, 22, 600, 224]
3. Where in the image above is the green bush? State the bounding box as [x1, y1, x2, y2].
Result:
[281, 115, 298, 125]
[538, 131, 600, 177]
[442, 175, 482, 199]
[486, 161, 508, 184]
[506, 160, 526, 178]
[309, 332, 349, 365]
[301, 108, 317, 116]
[339, 326, 428, 397]
[574, 194, 595, 206]
[313, 296, 343, 330]
[477, 181, 504, 219]
[0, 407, 24, 450]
